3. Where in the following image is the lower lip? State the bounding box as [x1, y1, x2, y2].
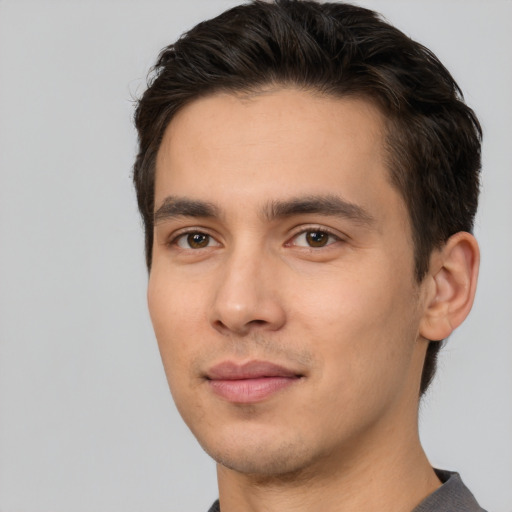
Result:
[208, 376, 298, 403]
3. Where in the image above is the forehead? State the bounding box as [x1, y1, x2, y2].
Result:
[154, 88, 399, 223]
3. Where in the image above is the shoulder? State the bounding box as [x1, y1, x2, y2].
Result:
[207, 500, 220, 512]
[207, 470, 486, 512]
[412, 469, 487, 512]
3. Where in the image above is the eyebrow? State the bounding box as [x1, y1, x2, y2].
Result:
[263, 195, 375, 226]
[154, 194, 375, 227]
[154, 196, 220, 224]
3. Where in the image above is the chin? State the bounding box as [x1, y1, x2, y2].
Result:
[197, 429, 320, 477]
[212, 450, 313, 477]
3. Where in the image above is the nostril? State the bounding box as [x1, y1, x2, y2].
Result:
[213, 319, 228, 330]
[211, 318, 268, 336]
[209, 285, 287, 335]
[248, 319, 267, 327]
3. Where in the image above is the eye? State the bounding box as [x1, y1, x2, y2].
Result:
[175, 232, 220, 249]
[290, 229, 340, 248]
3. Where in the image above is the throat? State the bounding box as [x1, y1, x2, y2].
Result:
[215, 443, 441, 512]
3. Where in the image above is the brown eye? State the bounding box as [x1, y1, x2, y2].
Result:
[187, 233, 210, 248]
[290, 229, 339, 248]
[305, 231, 329, 247]
[175, 232, 219, 249]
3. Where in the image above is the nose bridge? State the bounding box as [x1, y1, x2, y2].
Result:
[210, 238, 285, 335]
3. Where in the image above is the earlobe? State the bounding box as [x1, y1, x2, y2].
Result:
[419, 232, 480, 341]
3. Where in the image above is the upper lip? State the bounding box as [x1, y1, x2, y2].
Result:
[206, 360, 301, 380]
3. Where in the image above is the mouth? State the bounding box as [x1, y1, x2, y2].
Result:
[205, 360, 303, 404]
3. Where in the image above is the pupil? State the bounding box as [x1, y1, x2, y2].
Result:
[306, 231, 327, 247]
[188, 233, 208, 248]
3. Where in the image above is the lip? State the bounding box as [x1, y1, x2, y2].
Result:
[206, 360, 302, 403]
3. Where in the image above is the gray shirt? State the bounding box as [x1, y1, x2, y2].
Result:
[207, 469, 486, 512]
[412, 469, 486, 512]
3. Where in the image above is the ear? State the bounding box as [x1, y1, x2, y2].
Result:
[420, 232, 480, 341]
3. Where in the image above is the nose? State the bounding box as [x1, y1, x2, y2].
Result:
[209, 247, 286, 336]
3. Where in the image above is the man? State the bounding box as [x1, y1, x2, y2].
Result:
[132, 1, 484, 510]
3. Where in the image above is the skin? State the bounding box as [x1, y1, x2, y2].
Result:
[148, 89, 479, 512]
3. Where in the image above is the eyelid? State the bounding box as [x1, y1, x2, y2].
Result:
[163, 224, 345, 249]
[167, 227, 222, 249]
[285, 225, 345, 247]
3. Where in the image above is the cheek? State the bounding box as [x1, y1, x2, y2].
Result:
[292, 262, 419, 392]
[295, 263, 405, 334]
[147, 269, 206, 379]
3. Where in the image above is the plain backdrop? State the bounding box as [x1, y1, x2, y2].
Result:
[0, 1, 511, 511]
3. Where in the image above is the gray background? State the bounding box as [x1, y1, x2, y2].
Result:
[0, 1, 510, 511]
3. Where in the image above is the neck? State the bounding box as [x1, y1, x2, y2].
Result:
[216, 407, 440, 512]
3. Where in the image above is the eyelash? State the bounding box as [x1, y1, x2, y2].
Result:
[170, 229, 220, 250]
[286, 226, 342, 249]
[169, 226, 342, 250]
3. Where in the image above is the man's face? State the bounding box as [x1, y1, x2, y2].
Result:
[148, 89, 430, 476]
